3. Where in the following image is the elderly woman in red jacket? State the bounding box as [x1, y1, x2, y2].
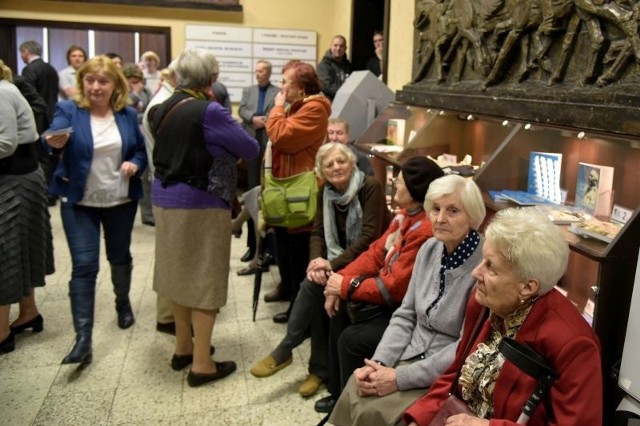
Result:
[405, 208, 602, 426]
[264, 60, 331, 324]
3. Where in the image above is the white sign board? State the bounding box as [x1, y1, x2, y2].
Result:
[185, 24, 317, 103]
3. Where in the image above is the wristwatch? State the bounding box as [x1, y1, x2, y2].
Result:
[347, 275, 366, 300]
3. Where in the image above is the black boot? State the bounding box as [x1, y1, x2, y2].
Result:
[62, 288, 94, 364]
[111, 263, 135, 329]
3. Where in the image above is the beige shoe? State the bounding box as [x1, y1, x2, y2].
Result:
[250, 355, 292, 378]
[298, 373, 323, 397]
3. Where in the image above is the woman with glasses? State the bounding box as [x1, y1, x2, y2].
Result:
[263, 60, 331, 324]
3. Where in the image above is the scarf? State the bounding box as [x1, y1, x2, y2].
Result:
[323, 169, 365, 260]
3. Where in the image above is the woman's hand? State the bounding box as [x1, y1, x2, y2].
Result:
[120, 161, 139, 178]
[274, 90, 286, 107]
[360, 358, 398, 397]
[306, 257, 331, 285]
[324, 272, 343, 297]
[324, 294, 340, 317]
[443, 414, 489, 425]
[45, 133, 70, 149]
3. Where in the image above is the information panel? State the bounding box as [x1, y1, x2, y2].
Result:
[185, 24, 317, 103]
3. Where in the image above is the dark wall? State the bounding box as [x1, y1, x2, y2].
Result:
[350, 0, 385, 71]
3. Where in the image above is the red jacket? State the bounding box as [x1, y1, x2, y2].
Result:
[338, 209, 432, 306]
[404, 289, 603, 426]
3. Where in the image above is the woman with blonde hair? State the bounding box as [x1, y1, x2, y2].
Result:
[45, 55, 147, 364]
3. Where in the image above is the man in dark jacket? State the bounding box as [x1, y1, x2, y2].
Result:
[317, 35, 352, 101]
[20, 40, 60, 205]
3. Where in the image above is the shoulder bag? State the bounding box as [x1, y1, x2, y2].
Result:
[261, 141, 318, 228]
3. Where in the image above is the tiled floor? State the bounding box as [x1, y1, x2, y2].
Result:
[0, 203, 328, 425]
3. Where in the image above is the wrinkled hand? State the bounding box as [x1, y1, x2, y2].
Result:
[274, 90, 286, 107]
[251, 115, 267, 129]
[324, 272, 343, 297]
[306, 257, 331, 285]
[443, 413, 488, 425]
[120, 161, 139, 178]
[358, 358, 398, 397]
[324, 294, 340, 318]
[45, 133, 70, 149]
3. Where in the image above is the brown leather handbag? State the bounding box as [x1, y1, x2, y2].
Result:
[428, 307, 488, 426]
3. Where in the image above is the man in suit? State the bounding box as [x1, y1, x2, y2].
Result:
[20, 40, 60, 205]
[236, 60, 279, 273]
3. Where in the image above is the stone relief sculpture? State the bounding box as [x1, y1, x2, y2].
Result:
[411, 0, 640, 88]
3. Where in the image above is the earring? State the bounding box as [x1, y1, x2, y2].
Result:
[520, 299, 525, 304]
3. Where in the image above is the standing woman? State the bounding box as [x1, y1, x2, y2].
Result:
[45, 56, 147, 364]
[0, 60, 54, 354]
[265, 61, 331, 323]
[150, 48, 259, 387]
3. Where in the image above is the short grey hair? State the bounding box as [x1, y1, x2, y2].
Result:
[484, 208, 569, 295]
[174, 48, 220, 89]
[19, 40, 42, 56]
[256, 59, 272, 74]
[315, 142, 356, 180]
[424, 175, 486, 230]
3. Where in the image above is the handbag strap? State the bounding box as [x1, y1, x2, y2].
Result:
[151, 97, 196, 138]
[448, 306, 488, 395]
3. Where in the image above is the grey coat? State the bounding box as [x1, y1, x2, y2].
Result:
[372, 235, 484, 391]
[238, 82, 278, 140]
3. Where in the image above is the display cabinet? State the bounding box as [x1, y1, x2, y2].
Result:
[357, 104, 640, 423]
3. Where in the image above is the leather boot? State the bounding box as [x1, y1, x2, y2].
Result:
[112, 263, 135, 329]
[62, 286, 94, 364]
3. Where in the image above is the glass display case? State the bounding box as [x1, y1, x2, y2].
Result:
[356, 103, 640, 423]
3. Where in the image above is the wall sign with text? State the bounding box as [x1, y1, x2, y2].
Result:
[185, 24, 317, 102]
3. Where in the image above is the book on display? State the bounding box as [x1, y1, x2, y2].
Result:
[575, 162, 614, 217]
[527, 151, 563, 203]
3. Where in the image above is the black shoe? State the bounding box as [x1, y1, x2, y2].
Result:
[116, 301, 135, 329]
[187, 361, 237, 387]
[314, 396, 336, 413]
[0, 332, 15, 355]
[273, 312, 289, 324]
[10, 314, 44, 335]
[142, 219, 155, 227]
[240, 248, 255, 262]
[156, 322, 176, 335]
[171, 346, 216, 371]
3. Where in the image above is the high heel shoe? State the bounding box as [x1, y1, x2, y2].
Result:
[0, 332, 15, 355]
[10, 314, 44, 335]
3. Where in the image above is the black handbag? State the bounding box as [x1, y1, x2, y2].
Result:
[346, 275, 395, 324]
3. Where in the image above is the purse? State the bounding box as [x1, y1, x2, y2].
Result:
[346, 275, 394, 324]
[428, 307, 488, 426]
[261, 141, 318, 228]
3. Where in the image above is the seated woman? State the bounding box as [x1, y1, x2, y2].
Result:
[327, 175, 486, 423]
[251, 156, 443, 399]
[404, 208, 602, 425]
[251, 142, 387, 396]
